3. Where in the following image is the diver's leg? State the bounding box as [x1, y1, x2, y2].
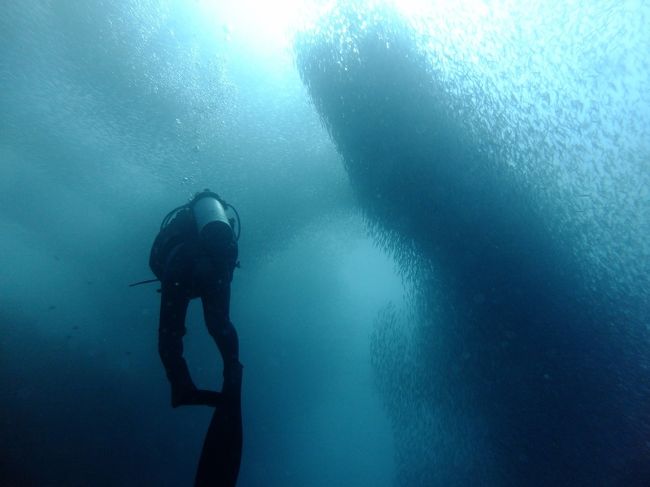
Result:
[159, 287, 222, 408]
[159, 242, 224, 408]
[158, 284, 194, 404]
[201, 285, 241, 390]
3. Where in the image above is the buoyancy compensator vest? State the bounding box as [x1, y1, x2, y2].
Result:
[148, 206, 196, 281]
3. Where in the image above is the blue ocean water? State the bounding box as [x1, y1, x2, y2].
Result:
[1, 1, 648, 486]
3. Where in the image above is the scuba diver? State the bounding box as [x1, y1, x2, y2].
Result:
[149, 189, 243, 409]
[131, 188, 243, 486]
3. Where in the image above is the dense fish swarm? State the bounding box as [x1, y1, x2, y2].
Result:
[296, 2, 650, 485]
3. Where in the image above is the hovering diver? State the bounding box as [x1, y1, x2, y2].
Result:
[148, 189, 243, 408]
[129, 189, 243, 486]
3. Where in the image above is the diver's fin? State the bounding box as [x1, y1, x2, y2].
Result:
[195, 363, 243, 487]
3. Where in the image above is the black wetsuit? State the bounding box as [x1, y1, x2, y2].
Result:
[158, 225, 239, 404]
[153, 199, 243, 486]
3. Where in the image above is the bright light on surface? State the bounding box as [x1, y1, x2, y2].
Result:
[197, 0, 329, 55]
[195, 0, 496, 68]
[196, 0, 494, 55]
[390, 0, 489, 17]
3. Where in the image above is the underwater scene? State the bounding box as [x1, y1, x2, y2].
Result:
[1, 1, 649, 486]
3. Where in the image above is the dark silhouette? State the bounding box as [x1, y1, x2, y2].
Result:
[150, 189, 243, 486]
[195, 361, 243, 486]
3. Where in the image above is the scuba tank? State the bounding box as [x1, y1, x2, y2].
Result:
[191, 191, 233, 244]
[190, 189, 241, 243]
[189, 190, 239, 270]
[131, 189, 241, 287]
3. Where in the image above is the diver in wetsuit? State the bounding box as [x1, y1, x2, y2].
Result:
[150, 189, 242, 408]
